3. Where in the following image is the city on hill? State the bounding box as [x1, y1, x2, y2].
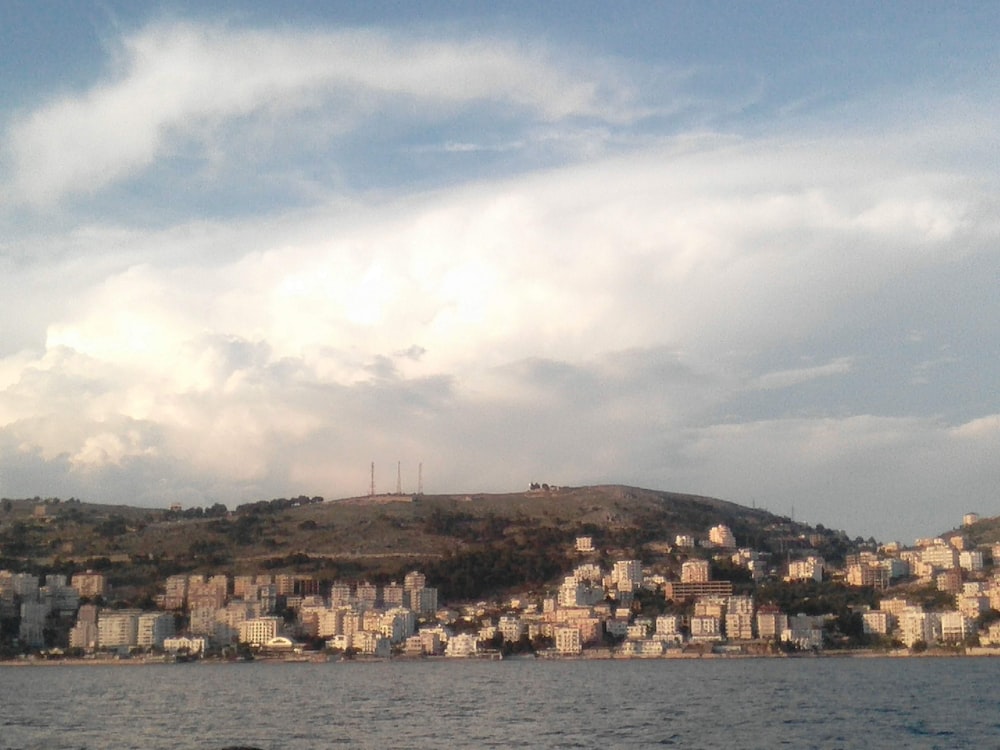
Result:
[1, 485, 999, 661]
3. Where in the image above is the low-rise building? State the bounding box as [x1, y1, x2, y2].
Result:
[782, 614, 824, 650]
[445, 633, 478, 657]
[163, 636, 207, 655]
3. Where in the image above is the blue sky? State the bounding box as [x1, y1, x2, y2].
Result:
[0, 1, 997, 542]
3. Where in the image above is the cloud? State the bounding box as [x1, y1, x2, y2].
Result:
[4, 21, 634, 206]
[752, 357, 854, 391]
[0, 16, 997, 545]
[672, 414, 1000, 541]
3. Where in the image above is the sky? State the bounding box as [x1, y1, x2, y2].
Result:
[0, 1, 997, 543]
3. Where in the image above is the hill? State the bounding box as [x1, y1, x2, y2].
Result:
[942, 514, 1000, 549]
[0, 486, 860, 601]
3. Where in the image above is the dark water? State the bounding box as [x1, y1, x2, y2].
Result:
[1, 657, 998, 749]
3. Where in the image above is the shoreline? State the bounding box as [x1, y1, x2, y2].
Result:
[4, 646, 999, 666]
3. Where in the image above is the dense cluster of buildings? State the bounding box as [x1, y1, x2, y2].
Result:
[3, 516, 1000, 659]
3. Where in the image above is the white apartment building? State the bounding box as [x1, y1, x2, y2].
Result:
[681, 559, 710, 583]
[694, 597, 726, 619]
[71, 571, 107, 599]
[162, 636, 207, 654]
[921, 544, 958, 570]
[417, 628, 443, 655]
[655, 614, 682, 637]
[403, 570, 427, 591]
[162, 575, 188, 610]
[3, 573, 40, 599]
[498, 615, 525, 642]
[898, 608, 941, 648]
[728, 595, 754, 615]
[355, 582, 378, 610]
[445, 633, 478, 657]
[558, 576, 603, 608]
[847, 563, 889, 589]
[238, 616, 282, 646]
[782, 615, 824, 650]
[573, 564, 603, 583]
[382, 583, 405, 608]
[725, 612, 754, 641]
[327, 634, 352, 651]
[756, 607, 788, 640]
[353, 630, 391, 657]
[786, 556, 824, 583]
[554, 626, 582, 655]
[879, 597, 911, 618]
[862, 610, 890, 635]
[940, 611, 974, 642]
[137, 612, 175, 649]
[329, 583, 352, 607]
[380, 608, 416, 644]
[626, 622, 651, 640]
[880, 558, 910, 580]
[611, 560, 643, 591]
[690, 615, 721, 641]
[410, 587, 439, 615]
[188, 607, 219, 636]
[317, 608, 344, 638]
[188, 575, 228, 610]
[959, 550, 984, 572]
[957, 593, 989, 619]
[98, 610, 140, 649]
[708, 525, 736, 549]
[69, 620, 99, 651]
[19, 601, 49, 648]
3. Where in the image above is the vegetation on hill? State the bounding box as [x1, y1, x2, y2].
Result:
[0, 485, 874, 603]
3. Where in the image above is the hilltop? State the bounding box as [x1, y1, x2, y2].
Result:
[0, 485, 861, 601]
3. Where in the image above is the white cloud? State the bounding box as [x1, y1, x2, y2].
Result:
[753, 357, 854, 391]
[0, 16, 997, 543]
[4, 21, 633, 206]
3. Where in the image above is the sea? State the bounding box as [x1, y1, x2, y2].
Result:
[1, 657, 997, 749]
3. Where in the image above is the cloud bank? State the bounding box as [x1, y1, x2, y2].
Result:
[1, 17, 998, 542]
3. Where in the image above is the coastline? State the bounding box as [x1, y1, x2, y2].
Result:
[4, 646, 1000, 666]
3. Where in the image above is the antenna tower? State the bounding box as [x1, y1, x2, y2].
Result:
[418, 462, 423, 495]
[369, 462, 375, 497]
[396, 461, 402, 495]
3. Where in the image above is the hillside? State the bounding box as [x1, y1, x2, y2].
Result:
[943, 515, 1000, 549]
[0, 486, 859, 600]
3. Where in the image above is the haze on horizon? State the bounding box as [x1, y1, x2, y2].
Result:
[0, 1, 997, 543]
